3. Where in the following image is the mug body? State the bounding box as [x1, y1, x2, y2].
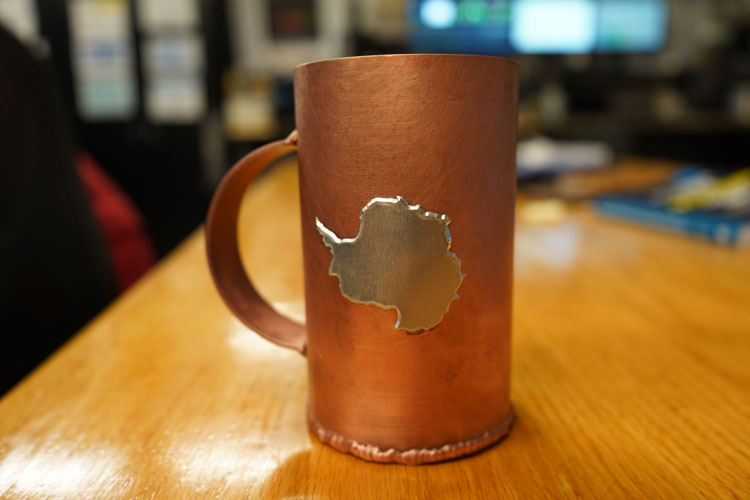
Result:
[294, 54, 518, 464]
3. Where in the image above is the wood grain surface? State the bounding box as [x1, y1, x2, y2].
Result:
[1, 158, 749, 499]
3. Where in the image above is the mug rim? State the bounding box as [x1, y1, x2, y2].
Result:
[294, 53, 519, 73]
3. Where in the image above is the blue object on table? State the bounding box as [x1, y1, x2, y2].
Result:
[593, 166, 750, 246]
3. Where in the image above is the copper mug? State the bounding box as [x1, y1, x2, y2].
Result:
[206, 54, 518, 465]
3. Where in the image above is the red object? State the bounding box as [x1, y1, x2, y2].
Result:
[76, 151, 156, 292]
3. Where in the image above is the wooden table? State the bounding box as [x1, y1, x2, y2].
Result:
[1, 159, 749, 499]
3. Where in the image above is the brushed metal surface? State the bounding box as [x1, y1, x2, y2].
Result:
[316, 196, 464, 333]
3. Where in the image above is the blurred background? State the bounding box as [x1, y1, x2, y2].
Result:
[0, 0, 748, 393]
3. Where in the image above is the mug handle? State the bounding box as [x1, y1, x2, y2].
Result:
[205, 130, 306, 355]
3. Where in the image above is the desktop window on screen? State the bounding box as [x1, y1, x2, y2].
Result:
[408, 0, 512, 56]
[509, 0, 668, 54]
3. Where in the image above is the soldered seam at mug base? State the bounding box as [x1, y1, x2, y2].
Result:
[307, 405, 514, 465]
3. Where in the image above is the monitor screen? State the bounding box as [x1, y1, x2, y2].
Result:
[598, 0, 668, 53]
[509, 0, 597, 54]
[508, 0, 668, 54]
[408, 0, 512, 56]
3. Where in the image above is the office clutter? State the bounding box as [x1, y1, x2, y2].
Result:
[517, 136, 614, 178]
[519, 155, 750, 247]
[595, 167, 750, 246]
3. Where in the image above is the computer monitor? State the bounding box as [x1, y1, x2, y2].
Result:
[509, 0, 597, 54]
[407, 0, 512, 56]
[598, 0, 668, 53]
[509, 0, 668, 54]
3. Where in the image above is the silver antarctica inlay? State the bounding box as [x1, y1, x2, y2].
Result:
[316, 196, 464, 333]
